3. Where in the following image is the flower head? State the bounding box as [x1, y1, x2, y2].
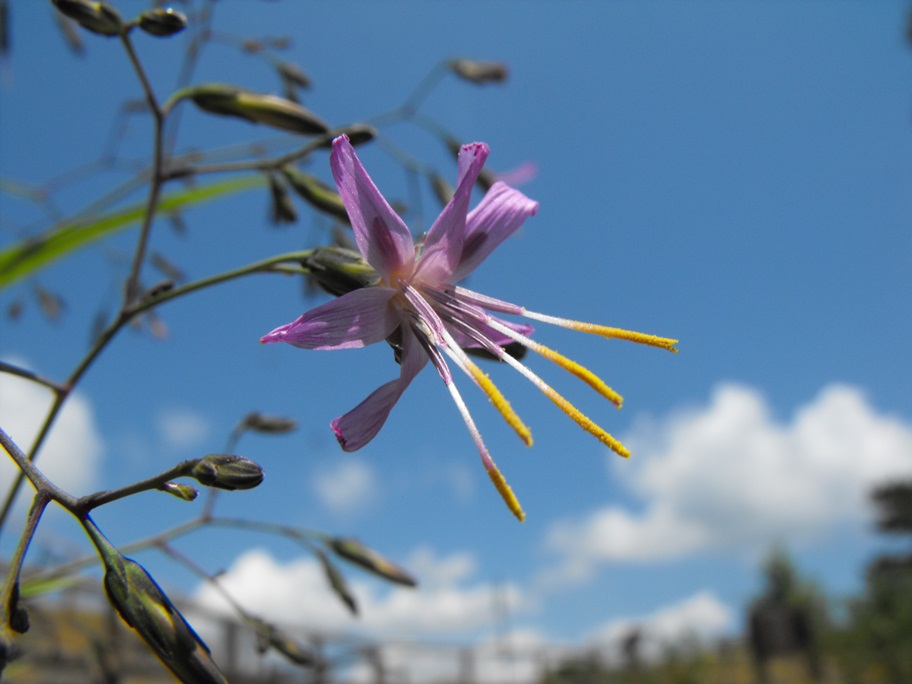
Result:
[262, 135, 677, 521]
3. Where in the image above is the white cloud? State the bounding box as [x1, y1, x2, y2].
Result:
[313, 459, 378, 515]
[587, 591, 733, 663]
[195, 545, 525, 638]
[156, 406, 211, 450]
[0, 361, 104, 500]
[545, 383, 912, 577]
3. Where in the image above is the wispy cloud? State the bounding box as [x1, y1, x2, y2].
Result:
[156, 406, 211, 451]
[313, 459, 378, 515]
[544, 383, 912, 581]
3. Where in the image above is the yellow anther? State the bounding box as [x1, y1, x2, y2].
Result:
[577, 323, 678, 352]
[532, 342, 624, 408]
[542, 386, 630, 458]
[488, 468, 525, 522]
[521, 311, 678, 353]
[467, 362, 533, 447]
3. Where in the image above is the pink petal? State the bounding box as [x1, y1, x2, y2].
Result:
[414, 142, 489, 285]
[330, 135, 415, 280]
[331, 326, 428, 450]
[451, 181, 539, 282]
[260, 287, 398, 350]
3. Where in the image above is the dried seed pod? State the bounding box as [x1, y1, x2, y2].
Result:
[52, 0, 122, 37]
[449, 58, 508, 84]
[186, 83, 329, 135]
[138, 8, 187, 37]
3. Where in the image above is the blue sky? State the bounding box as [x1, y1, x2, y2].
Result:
[2, 0, 911, 677]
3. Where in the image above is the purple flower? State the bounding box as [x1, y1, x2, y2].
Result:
[262, 135, 677, 520]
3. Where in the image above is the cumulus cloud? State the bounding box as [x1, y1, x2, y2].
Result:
[195, 545, 524, 638]
[0, 362, 104, 499]
[313, 459, 378, 515]
[546, 383, 912, 577]
[587, 591, 733, 663]
[156, 406, 211, 450]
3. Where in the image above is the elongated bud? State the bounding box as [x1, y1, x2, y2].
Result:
[52, 0, 122, 36]
[449, 58, 508, 84]
[242, 412, 298, 434]
[303, 246, 381, 297]
[316, 550, 358, 615]
[267, 172, 298, 226]
[138, 8, 187, 37]
[316, 123, 376, 149]
[281, 167, 348, 222]
[190, 454, 264, 490]
[253, 619, 320, 668]
[158, 481, 198, 502]
[277, 61, 311, 89]
[328, 537, 417, 587]
[83, 521, 227, 683]
[186, 83, 330, 135]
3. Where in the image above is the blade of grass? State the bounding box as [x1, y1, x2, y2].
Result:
[0, 175, 264, 290]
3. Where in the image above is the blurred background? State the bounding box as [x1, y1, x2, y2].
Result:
[1, 1, 911, 682]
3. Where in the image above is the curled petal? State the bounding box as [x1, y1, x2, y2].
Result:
[331, 326, 428, 450]
[415, 142, 489, 284]
[452, 181, 539, 282]
[260, 287, 398, 350]
[330, 135, 415, 279]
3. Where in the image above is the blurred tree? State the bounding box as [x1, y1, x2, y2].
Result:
[746, 547, 825, 683]
[829, 479, 912, 683]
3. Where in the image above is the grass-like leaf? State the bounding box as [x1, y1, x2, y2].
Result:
[0, 176, 263, 290]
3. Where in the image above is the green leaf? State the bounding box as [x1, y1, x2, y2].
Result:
[0, 176, 263, 290]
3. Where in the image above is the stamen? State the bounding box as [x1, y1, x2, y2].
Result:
[522, 311, 679, 353]
[487, 468, 525, 522]
[501, 352, 630, 459]
[442, 376, 526, 521]
[466, 361, 533, 447]
[487, 318, 624, 408]
[438, 325, 533, 447]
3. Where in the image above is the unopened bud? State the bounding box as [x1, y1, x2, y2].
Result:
[317, 550, 357, 615]
[449, 58, 508, 84]
[303, 246, 381, 297]
[329, 537, 417, 587]
[277, 61, 311, 89]
[138, 8, 187, 37]
[253, 619, 319, 668]
[186, 83, 330, 135]
[104, 556, 226, 681]
[52, 0, 122, 36]
[281, 167, 348, 223]
[316, 123, 376, 149]
[242, 412, 298, 434]
[158, 481, 198, 502]
[191, 454, 264, 491]
[267, 173, 298, 226]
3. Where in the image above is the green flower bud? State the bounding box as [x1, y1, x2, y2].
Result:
[83, 521, 226, 683]
[190, 454, 264, 491]
[267, 173, 298, 226]
[316, 123, 377, 149]
[52, 0, 122, 36]
[316, 550, 357, 615]
[241, 412, 298, 434]
[303, 246, 381, 298]
[138, 8, 187, 37]
[448, 58, 508, 84]
[281, 167, 349, 223]
[329, 537, 417, 587]
[253, 619, 319, 668]
[158, 481, 198, 502]
[277, 61, 311, 89]
[186, 83, 330, 135]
